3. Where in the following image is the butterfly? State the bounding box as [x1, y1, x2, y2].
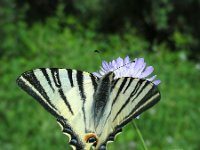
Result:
[16, 68, 161, 150]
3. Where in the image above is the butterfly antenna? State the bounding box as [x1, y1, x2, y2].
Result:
[112, 59, 135, 73]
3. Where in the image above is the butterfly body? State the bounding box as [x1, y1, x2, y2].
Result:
[17, 68, 160, 150]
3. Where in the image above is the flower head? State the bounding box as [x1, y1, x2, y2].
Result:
[93, 56, 160, 85]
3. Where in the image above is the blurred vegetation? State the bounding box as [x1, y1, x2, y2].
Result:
[0, 0, 200, 150]
[1, 0, 200, 60]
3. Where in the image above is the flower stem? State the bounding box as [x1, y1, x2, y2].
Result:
[132, 121, 148, 150]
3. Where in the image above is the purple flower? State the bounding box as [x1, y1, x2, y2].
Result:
[93, 56, 160, 85]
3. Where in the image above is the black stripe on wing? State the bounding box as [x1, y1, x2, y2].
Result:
[50, 68, 74, 115]
[129, 83, 160, 119]
[90, 73, 98, 91]
[40, 68, 55, 92]
[16, 70, 60, 118]
[51, 68, 62, 87]
[130, 80, 151, 103]
[117, 79, 160, 128]
[67, 69, 74, 87]
[113, 79, 144, 121]
[112, 78, 128, 105]
[111, 79, 119, 92]
[123, 78, 134, 94]
[76, 70, 87, 132]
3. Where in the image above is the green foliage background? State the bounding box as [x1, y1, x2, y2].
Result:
[0, 0, 200, 150]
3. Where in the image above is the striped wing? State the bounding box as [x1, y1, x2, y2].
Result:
[16, 68, 98, 150]
[96, 77, 161, 148]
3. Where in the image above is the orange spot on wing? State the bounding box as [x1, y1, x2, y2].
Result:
[84, 133, 98, 146]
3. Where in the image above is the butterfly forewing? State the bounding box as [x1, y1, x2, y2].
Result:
[17, 68, 98, 150]
[96, 77, 160, 148]
[112, 78, 160, 126]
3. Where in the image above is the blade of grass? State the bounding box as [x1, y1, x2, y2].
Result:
[132, 121, 148, 150]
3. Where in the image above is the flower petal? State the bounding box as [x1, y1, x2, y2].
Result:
[153, 80, 161, 85]
[93, 56, 160, 85]
[102, 61, 109, 70]
[92, 72, 101, 78]
[116, 57, 124, 66]
[147, 75, 157, 81]
[132, 58, 145, 77]
[135, 62, 146, 78]
[124, 56, 130, 64]
[140, 66, 154, 78]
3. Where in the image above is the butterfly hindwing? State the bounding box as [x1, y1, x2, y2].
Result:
[17, 68, 98, 150]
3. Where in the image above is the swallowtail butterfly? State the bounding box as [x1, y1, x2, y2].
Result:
[16, 68, 160, 150]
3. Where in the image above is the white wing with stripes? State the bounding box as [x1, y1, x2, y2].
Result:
[17, 68, 98, 150]
[95, 77, 160, 149]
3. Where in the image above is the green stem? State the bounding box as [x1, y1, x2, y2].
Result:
[132, 121, 148, 150]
